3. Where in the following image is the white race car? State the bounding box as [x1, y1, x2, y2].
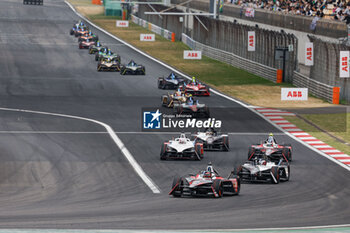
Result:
[160, 133, 204, 160]
[193, 128, 229, 151]
[236, 157, 290, 184]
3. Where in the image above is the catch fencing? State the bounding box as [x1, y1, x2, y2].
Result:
[182, 33, 277, 82]
[308, 36, 350, 102]
[192, 16, 297, 82]
[131, 15, 174, 41]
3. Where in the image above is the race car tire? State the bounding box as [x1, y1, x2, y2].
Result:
[229, 176, 241, 195]
[97, 65, 101, 72]
[70, 29, 74, 35]
[282, 165, 290, 181]
[222, 136, 229, 151]
[95, 54, 99, 61]
[120, 67, 126, 75]
[171, 176, 182, 197]
[282, 148, 292, 162]
[161, 96, 168, 107]
[271, 166, 280, 184]
[212, 179, 223, 198]
[160, 142, 167, 160]
[235, 165, 243, 177]
[158, 78, 164, 89]
[142, 66, 146, 75]
[195, 143, 203, 160]
[247, 147, 255, 160]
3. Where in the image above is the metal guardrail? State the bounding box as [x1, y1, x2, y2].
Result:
[131, 15, 173, 40]
[182, 34, 335, 102]
[293, 71, 334, 102]
[182, 33, 277, 83]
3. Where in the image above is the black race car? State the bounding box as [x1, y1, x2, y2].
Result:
[120, 60, 145, 75]
[176, 97, 210, 118]
[170, 163, 240, 198]
[158, 72, 185, 89]
[89, 42, 107, 54]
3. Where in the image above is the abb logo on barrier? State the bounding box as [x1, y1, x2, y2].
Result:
[248, 31, 255, 51]
[184, 50, 202, 59]
[304, 42, 313, 66]
[287, 91, 303, 98]
[340, 51, 350, 78]
[342, 56, 348, 72]
[116, 20, 129, 27]
[281, 88, 308, 101]
[140, 34, 155, 41]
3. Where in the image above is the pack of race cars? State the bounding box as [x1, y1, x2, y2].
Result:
[70, 20, 293, 199]
[70, 20, 145, 75]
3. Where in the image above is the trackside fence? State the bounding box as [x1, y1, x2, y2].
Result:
[131, 15, 174, 41]
[182, 33, 277, 82]
[293, 71, 334, 102]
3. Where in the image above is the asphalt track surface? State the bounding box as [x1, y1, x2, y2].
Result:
[0, 0, 349, 230]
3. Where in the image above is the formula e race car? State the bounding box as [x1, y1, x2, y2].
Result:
[169, 163, 240, 198]
[161, 89, 192, 108]
[95, 47, 108, 61]
[70, 21, 86, 35]
[160, 133, 203, 160]
[120, 60, 145, 75]
[89, 42, 107, 54]
[78, 32, 98, 42]
[181, 80, 210, 96]
[193, 128, 229, 151]
[158, 72, 186, 89]
[236, 157, 290, 184]
[248, 139, 292, 162]
[79, 39, 95, 49]
[176, 98, 210, 118]
[97, 57, 120, 72]
[74, 26, 89, 37]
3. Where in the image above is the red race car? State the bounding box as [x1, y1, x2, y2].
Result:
[79, 39, 95, 49]
[248, 136, 292, 162]
[181, 78, 210, 96]
[169, 162, 240, 198]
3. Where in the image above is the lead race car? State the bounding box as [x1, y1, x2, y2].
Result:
[97, 57, 120, 72]
[236, 156, 290, 184]
[169, 162, 240, 198]
[193, 128, 229, 151]
[160, 133, 203, 160]
[120, 60, 145, 75]
[176, 97, 210, 118]
[158, 72, 185, 89]
[181, 77, 210, 96]
[248, 133, 292, 162]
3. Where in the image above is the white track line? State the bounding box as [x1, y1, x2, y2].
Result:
[0, 107, 160, 194]
[64, 1, 350, 173]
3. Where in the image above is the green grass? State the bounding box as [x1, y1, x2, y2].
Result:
[285, 115, 350, 155]
[88, 13, 122, 20]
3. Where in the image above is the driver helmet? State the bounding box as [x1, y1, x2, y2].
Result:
[267, 133, 274, 144]
[79, 21, 84, 26]
[171, 73, 175, 80]
[188, 97, 194, 105]
[107, 49, 112, 55]
[88, 30, 92, 35]
[175, 88, 181, 96]
[96, 41, 100, 47]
